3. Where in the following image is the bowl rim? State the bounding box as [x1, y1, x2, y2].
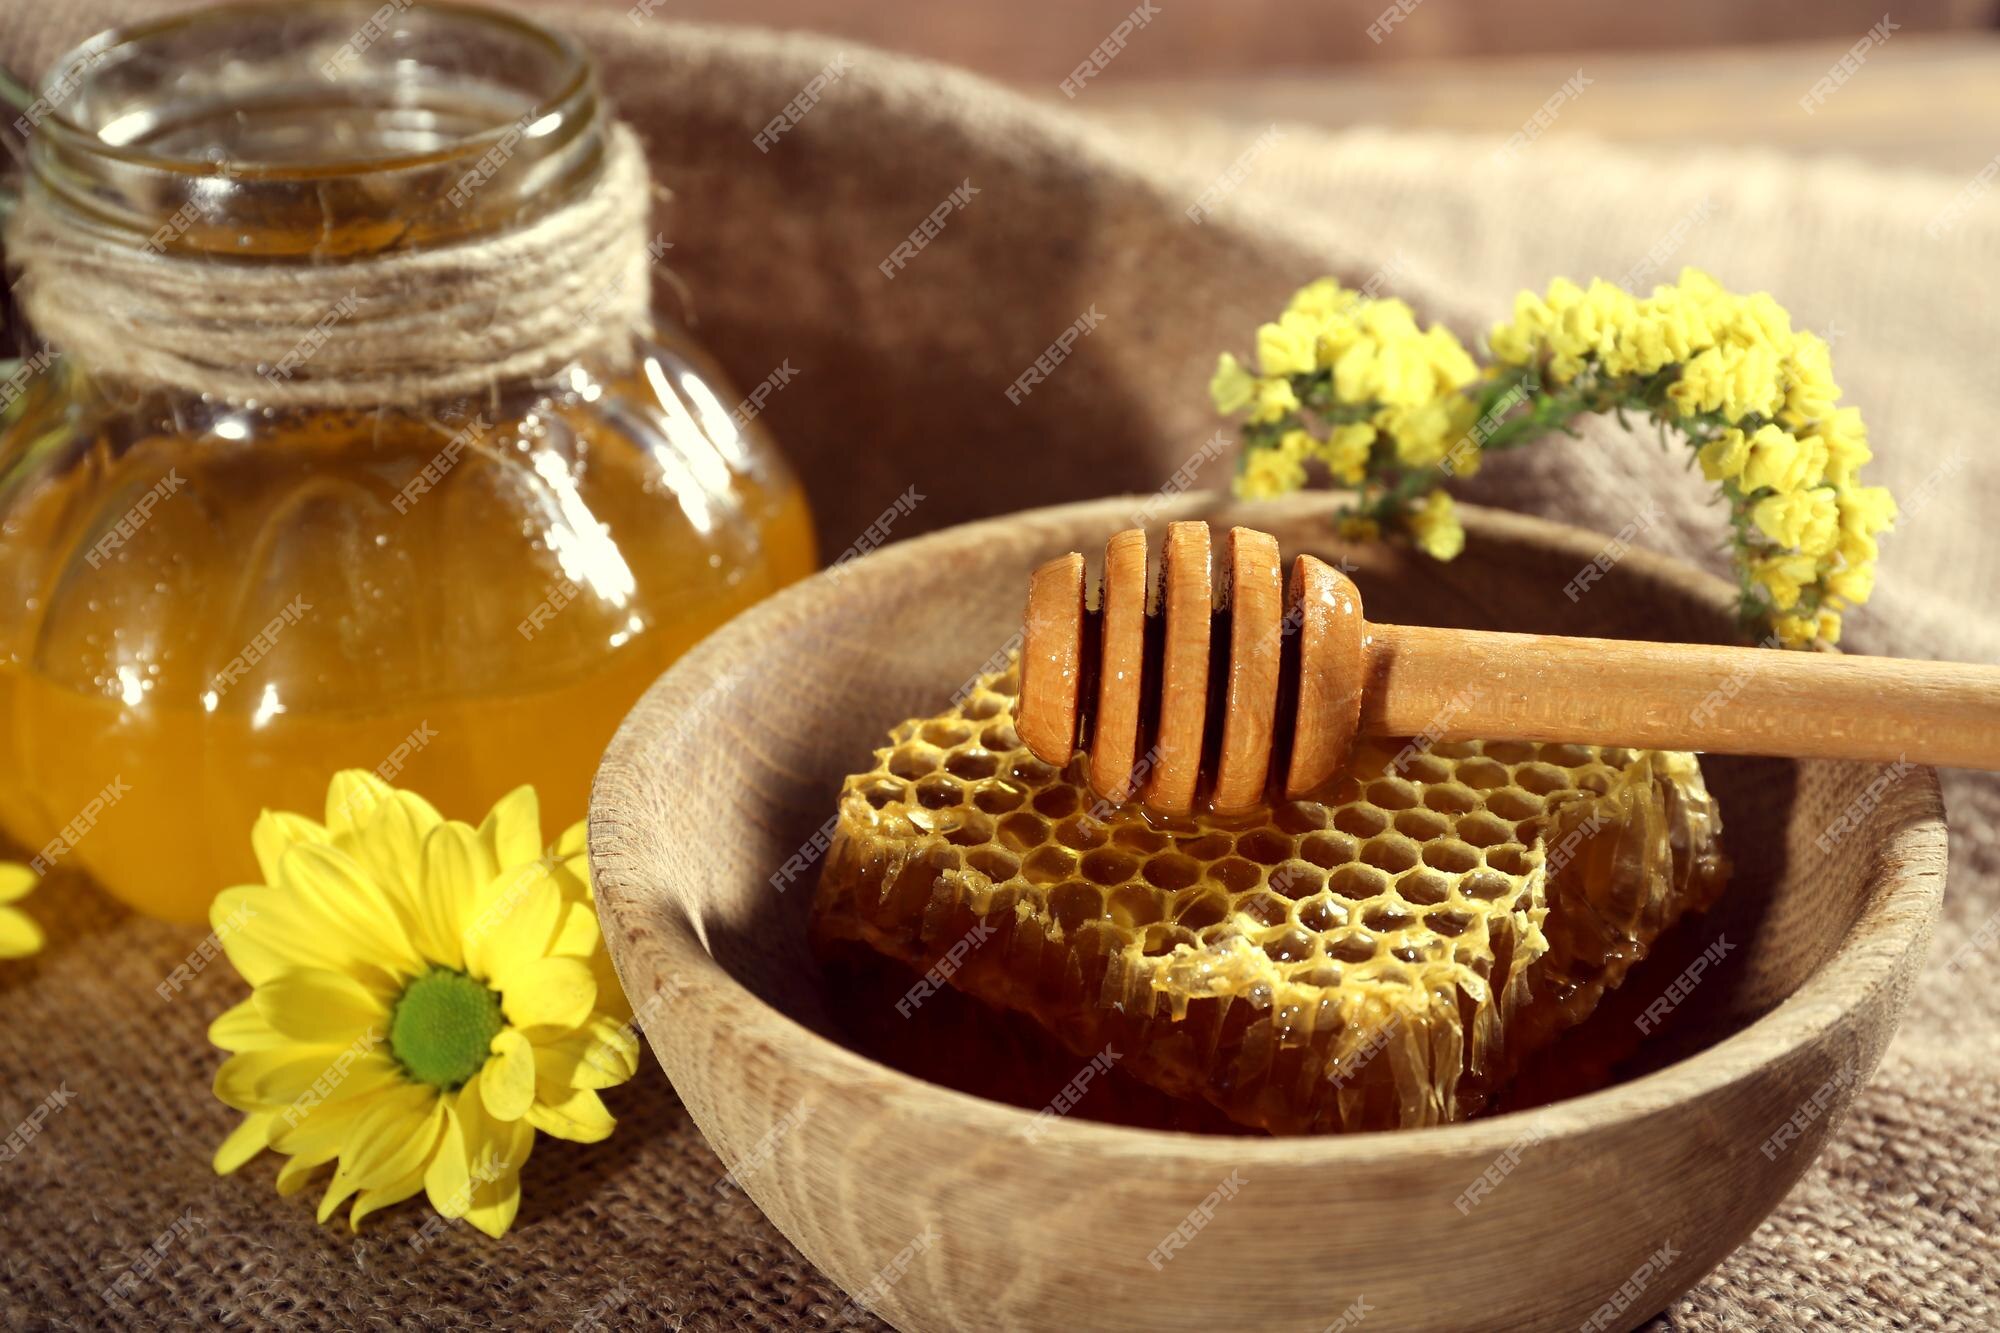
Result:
[591, 492, 1946, 1164]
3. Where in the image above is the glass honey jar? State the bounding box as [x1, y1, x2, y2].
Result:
[0, 2, 816, 922]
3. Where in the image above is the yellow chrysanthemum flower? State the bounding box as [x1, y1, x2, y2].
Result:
[209, 772, 638, 1239]
[1408, 490, 1465, 561]
[0, 863, 42, 958]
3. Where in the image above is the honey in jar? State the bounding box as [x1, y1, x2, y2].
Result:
[0, 3, 815, 921]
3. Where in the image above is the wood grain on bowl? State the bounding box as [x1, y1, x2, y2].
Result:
[589, 492, 1942, 1333]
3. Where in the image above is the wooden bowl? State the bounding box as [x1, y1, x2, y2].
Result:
[589, 493, 1943, 1333]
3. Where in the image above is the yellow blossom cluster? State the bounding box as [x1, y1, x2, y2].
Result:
[1488, 269, 1893, 646]
[1212, 278, 1482, 496]
[1213, 268, 1894, 649]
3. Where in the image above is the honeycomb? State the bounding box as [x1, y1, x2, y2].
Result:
[811, 665, 1729, 1135]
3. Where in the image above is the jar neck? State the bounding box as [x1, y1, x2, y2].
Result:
[23, 1, 606, 259]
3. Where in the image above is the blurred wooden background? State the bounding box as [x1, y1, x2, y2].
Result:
[551, 0, 2000, 171]
[577, 0, 1997, 77]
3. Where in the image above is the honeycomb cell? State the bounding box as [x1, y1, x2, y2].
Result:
[922, 720, 973, 748]
[1398, 868, 1451, 906]
[1393, 808, 1450, 842]
[1142, 853, 1201, 891]
[1080, 847, 1139, 885]
[1054, 815, 1109, 851]
[813, 668, 1729, 1137]
[1033, 786, 1080, 818]
[945, 749, 1001, 781]
[1515, 763, 1573, 796]
[1273, 802, 1329, 834]
[1361, 836, 1419, 874]
[1332, 805, 1387, 839]
[1423, 784, 1479, 816]
[914, 775, 963, 809]
[942, 811, 994, 846]
[888, 745, 941, 779]
[1423, 840, 1479, 874]
[1269, 860, 1326, 900]
[1237, 890, 1290, 927]
[1365, 778, 1420, 810]
[1485, 788, 1543, 821]
[1328, 863, 1388, 901]
[1022, 844, 1076, 885]
[1298, 831, 1356, 868]
[996, 814, 1048, 856]
[1236, 829, 1293, 865]
[972, 780, 1026, 814]
[1211, 857, 1262, 893]
[1456, 813, 1514, 848]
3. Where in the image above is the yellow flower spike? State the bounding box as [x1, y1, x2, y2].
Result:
[1248, 376, 1299, 424]
[1212, 267, 1892, 650]
[1208, 352, 1256, 415]
[206, 772, 640, 1239]
[1234, 445, 1306, 500]
[1739, 424, 1825, 496]
[1256, 311, 1320, 378]
[1773, 613, 1820, 648]
[1825, 561, 1876, 605]
[0, 863, 44, 959]
[1408, 490, 1466, 561]
[1319, 423, 1376, 485]
[1697, 428, 1751, 484]
[1751, 553, 1822, 613]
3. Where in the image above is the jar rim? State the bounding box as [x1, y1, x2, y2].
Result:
[29, 0, 594, 181]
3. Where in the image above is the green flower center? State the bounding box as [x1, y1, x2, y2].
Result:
[389, 968, 504, 1090]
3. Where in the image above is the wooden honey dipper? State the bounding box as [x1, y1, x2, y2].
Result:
[1016, 520, 2000, 816]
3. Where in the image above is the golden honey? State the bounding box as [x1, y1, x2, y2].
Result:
[813, 665, 1729, 1134]
[0, 355, 814, 921]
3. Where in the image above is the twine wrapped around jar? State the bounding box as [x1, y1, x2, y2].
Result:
[4, 124, 654, 408]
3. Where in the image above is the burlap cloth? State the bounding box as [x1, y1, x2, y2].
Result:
[2, 5, 1994, 1329]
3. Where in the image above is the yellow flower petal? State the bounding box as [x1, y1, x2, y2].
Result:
[214, 1048, 346, 1112]
[482, 1028, 538, 1122]
[463, 867, 564, 985]
[324, 770, 395, 837]
[251, 811, 329, 886]
[209, 996, 285, 1052]
[276, 1144, 337, 1196]
[499, 957, 597, 1033]
[214, 1111, 275, 1175]
[346, 792, 441, 925]
[458, 1068, 535, 1239]
[424, 1105, 472, 1219]
[417, 821, 486, 972]
[0, 905, 44, 959]
[479, 786, 543, 873]
[336, 1084, 443, 1192]
[549, 903, 601, 960]
[278, 843, 423, 978]
[0, 862, 39, 905]
[532, 1019, 640, 1095]
[527, 1087, 615, 1144]
[252, 969, 390, 1045]
[350, 1163, 429, 1230]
